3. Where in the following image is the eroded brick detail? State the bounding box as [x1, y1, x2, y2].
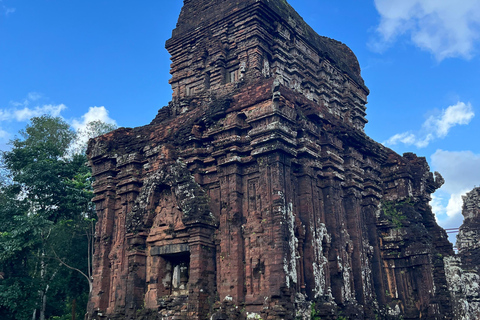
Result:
[87, 1, 459, 319]
[445, 188, 480, 320]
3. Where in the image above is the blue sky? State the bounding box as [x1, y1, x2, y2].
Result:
[1, 0, 479, 243]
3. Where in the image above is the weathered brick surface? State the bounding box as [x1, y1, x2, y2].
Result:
[444, 187, 480, 320]
[87, 1, 458, 319]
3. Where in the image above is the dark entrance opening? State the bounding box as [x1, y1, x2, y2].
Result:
[163, 252, 190, 296]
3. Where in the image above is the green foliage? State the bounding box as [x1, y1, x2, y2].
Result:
[2, 116, 84, 222]
[381, 199, 412, 228]
[72, 119, 117, 155]
[311, 302, 322, 320]
[46, 292, 89, 320]
[8, 115, 74, 164]
[0, 116, 102, 319]
[80, 119, 116, 136]
[0, 276, 39, 320]
[0, 181, 43, 319]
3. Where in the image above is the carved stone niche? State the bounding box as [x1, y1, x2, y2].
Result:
[125, 161, 217, 316]
[150, 244, 191, 299]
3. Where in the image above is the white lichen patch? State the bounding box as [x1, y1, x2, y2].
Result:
[457, 228, 480, 252]
[342, 262, 353, 302]
[361, 240, 374, 299]
[312, 222, 330, 298]
[375, 202, 382, 219]
[295, 293, 312, 320]
[387, 304, 401, 316]
[246, 312, 263, 320]
[444, 256, 480, 320]
[283, 200, 298, 288]
[339, 230, 354, 302]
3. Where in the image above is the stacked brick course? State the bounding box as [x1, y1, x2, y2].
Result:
[87, 1, 457, 319]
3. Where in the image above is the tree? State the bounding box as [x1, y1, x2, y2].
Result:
[0, 115, 116, 320]
[71, 120, 117, 155]
[0, 182, 43, 320]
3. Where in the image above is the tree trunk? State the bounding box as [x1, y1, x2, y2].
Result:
[40, 247, 46, 320]
[72, 298, 76, 320]
[40, 289, 47, 320]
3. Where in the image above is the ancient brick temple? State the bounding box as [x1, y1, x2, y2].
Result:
[445, 187, 480, 320]
[86, 0, 459, 319]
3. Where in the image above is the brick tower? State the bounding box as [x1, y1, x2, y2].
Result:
[87, 1, 455, 319]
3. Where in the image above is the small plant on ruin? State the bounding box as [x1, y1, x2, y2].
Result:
[310, 302, 322, 320]
[381, 200, 408, 228]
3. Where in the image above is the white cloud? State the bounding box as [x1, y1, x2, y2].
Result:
[0, 127, 9, 140]
[9, 93, 42, 108]
[384, 132, 416, 145]
[1, 0, 15, 16]
[431, 150, 480, 194]
[27, 92, 42, 102]
[372, 0, 480, 60]
[430, 149, 480, 243]
[0, 93, 68, 143]
[384, 102, 474, 148]
[0, 92, 66, 122]
[431, 193, 447, 217]
[0, 104, 67, 122]
[424, 102, 475, 137]
[71, 106, 117, 132]
[69, 106, 117, 154]
[14, 104, 66, 121]
[4, 7, 15, 15]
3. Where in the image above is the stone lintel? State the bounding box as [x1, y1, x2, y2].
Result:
[150, 244, 190, 256]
